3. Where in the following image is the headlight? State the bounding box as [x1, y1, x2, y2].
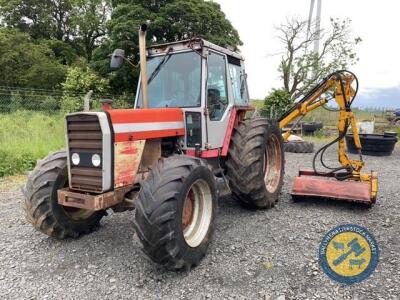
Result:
[71, 153, 80, 165]
[91, 154, 101, 167]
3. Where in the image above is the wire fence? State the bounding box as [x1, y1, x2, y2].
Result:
[0, 86, 392, 117]
[0, 86, 135, 114]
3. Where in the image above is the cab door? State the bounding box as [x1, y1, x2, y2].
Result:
[205, 51, 232, 149]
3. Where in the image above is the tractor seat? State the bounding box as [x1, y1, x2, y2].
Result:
[208, 88, 220, 106]
[207, 88, 225, 120]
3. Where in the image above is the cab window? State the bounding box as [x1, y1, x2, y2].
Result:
[229, 63, 249, 105]
[137, 51, 201, 108]
[207, 52, 228, 121]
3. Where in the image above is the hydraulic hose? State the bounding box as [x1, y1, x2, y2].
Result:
[310, 70, 360, 180]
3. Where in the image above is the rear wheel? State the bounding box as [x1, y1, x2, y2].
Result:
[134, 156, 217, 270]
[226, 118, 285, 208]
[23, 151, 105, 238]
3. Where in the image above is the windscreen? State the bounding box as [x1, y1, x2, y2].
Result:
[137, 51, 202, 108]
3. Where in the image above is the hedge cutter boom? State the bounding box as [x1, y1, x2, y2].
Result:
[278, 70, 378, 205]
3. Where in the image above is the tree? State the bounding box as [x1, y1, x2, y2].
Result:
[0, 0, 111, 62]
[0, 0, 72, 41]
[0, 29, 66, 89]
[152, 0, 242, 48]
[276, 17, 361, 100]
[45, 39, 78, 65]
[91, 0, 242, 95]
[70, 0, 111, 61]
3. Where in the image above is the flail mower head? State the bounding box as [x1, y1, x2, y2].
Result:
[291, 169, 377, 205]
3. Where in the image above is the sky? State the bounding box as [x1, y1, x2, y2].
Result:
[214, 0, 400, 108]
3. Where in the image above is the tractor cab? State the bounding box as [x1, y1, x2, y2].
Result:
[134, 38, 251, 151]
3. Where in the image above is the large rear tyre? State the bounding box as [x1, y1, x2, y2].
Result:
[226, 118, 284, 208]
[284, 140, 314, 153]
[23, 151, 105, 239]
[134, 156, 218, 270]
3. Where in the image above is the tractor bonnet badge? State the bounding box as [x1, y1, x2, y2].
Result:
[319, 224, 379, 284]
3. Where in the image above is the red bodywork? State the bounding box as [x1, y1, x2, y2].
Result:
[108, 108, 185, 142]
[109, 106, 247, 158]
[108, 108, 184, 187]
[185, 107, 247, 158]
[291, 169, 374, 204]
[114, 140, 145, 188]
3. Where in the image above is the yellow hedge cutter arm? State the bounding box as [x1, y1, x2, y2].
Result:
[278, 70, 378, 204]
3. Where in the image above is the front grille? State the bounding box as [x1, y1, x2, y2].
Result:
[67, 114, 103, 192]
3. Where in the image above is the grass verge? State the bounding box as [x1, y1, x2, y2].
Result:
[0, 174, 27, 190]
[0, 111, 64, 177]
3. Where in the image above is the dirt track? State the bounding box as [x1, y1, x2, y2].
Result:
[0, 146, 399, 299]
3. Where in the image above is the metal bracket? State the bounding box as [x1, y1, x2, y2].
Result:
[57, 186, 132, 211]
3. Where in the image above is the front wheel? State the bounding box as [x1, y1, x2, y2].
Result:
[134, 156, 218, 270]
[23, 151, 105, 239]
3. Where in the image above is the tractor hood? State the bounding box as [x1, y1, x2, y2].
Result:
[64, 108, 185, 194]
[108, 108, 185, 142]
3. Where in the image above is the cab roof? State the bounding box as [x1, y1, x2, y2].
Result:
[147, 38, 244, 61]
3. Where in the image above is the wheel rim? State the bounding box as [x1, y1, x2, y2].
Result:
[182, 179, 213, 248]
[263, 134, 283, 193]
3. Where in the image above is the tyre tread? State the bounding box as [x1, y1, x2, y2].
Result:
[23, 151, 104, 239]
[226, 118, 284, 208]
[134, 156, 214, 270]
[284, 141, 314, 153]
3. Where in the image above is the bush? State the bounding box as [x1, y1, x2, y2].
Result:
[0, 29, 66, 89]
[61, 95, 83, 112]
[61, 66, 109, 113]
[62, 66, 109, 93]
[261, 88, 292, 119]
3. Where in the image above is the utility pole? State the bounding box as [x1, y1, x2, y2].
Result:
[307, 0, 322, 79]
[307, 0, 315, 41]
[307, 0, 322, 55]
[313, 0, 322, 55]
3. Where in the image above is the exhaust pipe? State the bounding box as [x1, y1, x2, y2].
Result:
[139, 24, 149, 108]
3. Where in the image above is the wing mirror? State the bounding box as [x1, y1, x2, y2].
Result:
[110, 49, 125, 69]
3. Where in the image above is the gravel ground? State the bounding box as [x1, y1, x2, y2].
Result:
[0, 145, 399, 300]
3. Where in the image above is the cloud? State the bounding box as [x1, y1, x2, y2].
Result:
[354, 87, 400, 109]
[214, 0, 400, 105]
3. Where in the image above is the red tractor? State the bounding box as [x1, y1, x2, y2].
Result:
[23, 25, 284, 270]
